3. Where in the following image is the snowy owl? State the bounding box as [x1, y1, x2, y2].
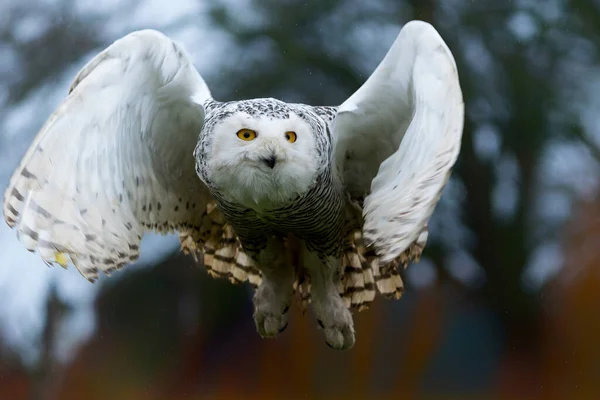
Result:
[3, 20, 463, 350]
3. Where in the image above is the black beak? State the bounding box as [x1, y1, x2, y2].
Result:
[262, 155, 277, 169]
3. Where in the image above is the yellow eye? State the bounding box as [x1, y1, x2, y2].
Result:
[237, 129, 257, 141]
[285, 131, 297, 143]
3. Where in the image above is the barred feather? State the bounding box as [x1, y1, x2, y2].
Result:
[191, 224, 428, 311]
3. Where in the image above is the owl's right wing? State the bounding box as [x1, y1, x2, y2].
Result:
[332, 21, 463, 266]
[3, 30, 215, 282]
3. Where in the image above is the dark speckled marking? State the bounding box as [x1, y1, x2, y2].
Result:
[11, 188, 24, 201]
[21, 168, 36, 179]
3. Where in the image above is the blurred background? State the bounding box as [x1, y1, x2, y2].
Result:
[1, 0, 599, 399]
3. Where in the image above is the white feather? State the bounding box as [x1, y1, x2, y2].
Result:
[332, 20, 464, 263]
[205, 106, 320, 211]
[2, 29, 214, 281]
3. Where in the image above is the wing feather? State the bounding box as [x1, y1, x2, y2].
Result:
[3, 30, 214, 281]
[333, 20, 464, 264]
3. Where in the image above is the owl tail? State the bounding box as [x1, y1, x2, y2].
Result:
[293, 271, 312, 314]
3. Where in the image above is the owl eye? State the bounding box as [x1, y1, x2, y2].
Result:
[284, 131, 297, 143]
[236, 129, 257, 141]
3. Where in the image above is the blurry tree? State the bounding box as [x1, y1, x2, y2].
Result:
[0, 3, 102, 104]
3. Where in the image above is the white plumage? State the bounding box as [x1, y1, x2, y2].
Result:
[4, 30, 213, 281]
[2, 21, 463, 350]
[334, 22, 463, 264]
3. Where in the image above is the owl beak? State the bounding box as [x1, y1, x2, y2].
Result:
[262, 155, 277, 169]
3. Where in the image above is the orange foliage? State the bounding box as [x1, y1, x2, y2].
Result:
[540, 198, 600, 399]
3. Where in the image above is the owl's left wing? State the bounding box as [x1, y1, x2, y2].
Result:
[332, 20, 464, 264]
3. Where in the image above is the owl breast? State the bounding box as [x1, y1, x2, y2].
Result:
[213, 170, 353, 257]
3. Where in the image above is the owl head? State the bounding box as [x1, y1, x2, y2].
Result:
[197, 98, 325, 210]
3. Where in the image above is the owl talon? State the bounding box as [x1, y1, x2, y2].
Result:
[321, 321, 355, 350]
[253, 280, 291, 338]
[312, 294, 355, 350]
[254, 310, 287, 338]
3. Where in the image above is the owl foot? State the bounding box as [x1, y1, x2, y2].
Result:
[313, 294, 355, 350]
[253, 281, 291, 338]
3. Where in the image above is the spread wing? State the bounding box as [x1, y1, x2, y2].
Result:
[2, 29, 215, 282]
[332, 20, 464, 264]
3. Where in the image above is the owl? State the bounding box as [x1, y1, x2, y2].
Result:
[2, 20, 463, 350]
